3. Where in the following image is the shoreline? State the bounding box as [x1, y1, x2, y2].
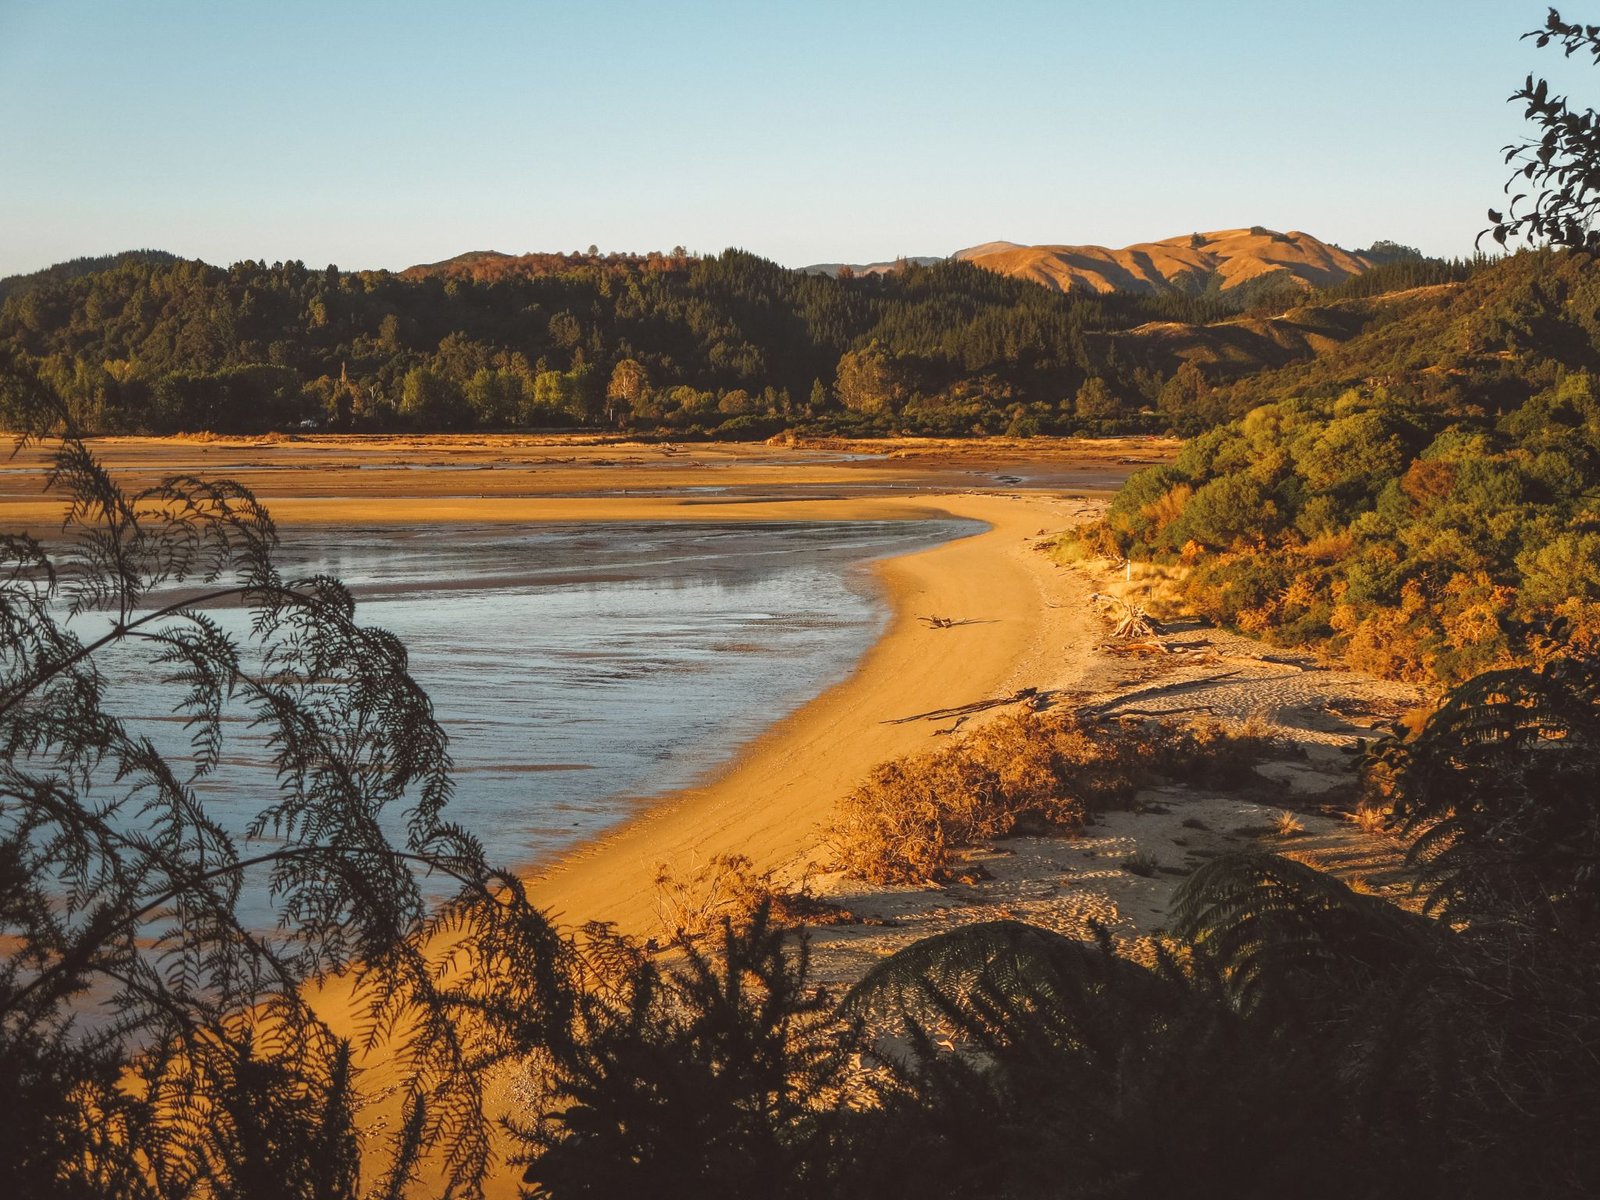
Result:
[516, 489, 1103, 934]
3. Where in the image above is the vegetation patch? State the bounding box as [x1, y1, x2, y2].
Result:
[830, 710, 1275, 884]
[654, 853, 857, 941]
[1081, 250, 1600, 686]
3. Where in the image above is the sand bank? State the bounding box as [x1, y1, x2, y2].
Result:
[0, 432, 1171, 532]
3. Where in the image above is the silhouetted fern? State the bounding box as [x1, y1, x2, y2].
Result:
[0, 351, 571, 1198]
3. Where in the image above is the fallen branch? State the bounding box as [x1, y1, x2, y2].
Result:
[1102, 641, 1171, 656]
[885, 687, 1042, 726]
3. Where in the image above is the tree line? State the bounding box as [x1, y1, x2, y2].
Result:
[0, 243, 1475, 441]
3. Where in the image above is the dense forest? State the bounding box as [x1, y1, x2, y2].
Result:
[1085, 248, 1600, 684]
[0, 242, 1480, 439]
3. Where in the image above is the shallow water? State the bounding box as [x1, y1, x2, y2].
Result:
[81, 519, 976, 927]
[280, 520, 977, 858]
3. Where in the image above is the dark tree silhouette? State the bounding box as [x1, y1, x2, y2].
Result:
[1488, 9, 1600, 250]
[0, 351, 570, 1198]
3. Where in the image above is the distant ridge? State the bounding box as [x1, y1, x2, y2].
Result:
[400, 248, 694, 283]
[0, 249, 179, 304]
[799, 256, 943, 278]
[953, 228, 1373, 296]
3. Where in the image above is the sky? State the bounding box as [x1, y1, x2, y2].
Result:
[0, 0, 1583, 277]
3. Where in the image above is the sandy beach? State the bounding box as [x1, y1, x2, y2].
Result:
[519, 487, 1106, 933]
[5, 433, 1145, 933]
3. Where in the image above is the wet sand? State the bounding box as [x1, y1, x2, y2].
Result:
[0, 431, 1173, 528]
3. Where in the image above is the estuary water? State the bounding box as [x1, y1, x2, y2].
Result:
[236, 519, 977, 889]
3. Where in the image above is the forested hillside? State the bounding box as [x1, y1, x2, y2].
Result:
[0, 250, 1145, 436]
[0, 242, 1465, 439]
[1087, 249, 1600, 684]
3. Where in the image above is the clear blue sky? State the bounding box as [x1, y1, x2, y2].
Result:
[0, 0, 1580, 276]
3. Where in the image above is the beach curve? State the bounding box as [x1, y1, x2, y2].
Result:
[520, 490, 1103, 935]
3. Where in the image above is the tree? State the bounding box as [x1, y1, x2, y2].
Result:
[0, 355, 567, 1197]
[464, 366, 527, 427]
[1487, 9, 1600, 250]
[834, 342, 897, 415]
[807, 378, 828, 415]
[1157, 361, 1213, 432]
[605, 358, 649, 426]
[399, 365, 472, 429]
[1072, 376, 1120, 420]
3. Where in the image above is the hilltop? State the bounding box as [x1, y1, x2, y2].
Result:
[0, 249, 178, 304]
[798, 256, 943, 278]
[398, 247, 694, 282]
[802, 227, 1377, 300]
[954, 227, 1373, 297]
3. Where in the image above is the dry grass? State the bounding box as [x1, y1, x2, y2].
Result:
[1343, 804, 1391, 835]
[654, 853, 855, 941]
[1272, 809, 1307, 838]
[830, 710, 1276, 885]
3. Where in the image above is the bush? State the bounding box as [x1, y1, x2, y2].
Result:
[654, 853, 854, 940]
[831, 711, 1272, 884]
[518, 908, 859, 1199]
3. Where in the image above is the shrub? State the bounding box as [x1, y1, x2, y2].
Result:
[831, 711, 1273, 885]
[518, 907, 859, 1199]
[654, 853, 854, 940]
[1121, 851, 1160, 877]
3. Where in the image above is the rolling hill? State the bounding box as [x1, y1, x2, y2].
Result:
[954, 227, 1373, 297]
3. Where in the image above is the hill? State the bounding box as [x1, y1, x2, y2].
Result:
[1085, 248, 1600, 684]
[956, 227, 1373, 298]
[0, 249, 178, 304]
[798, 257, 943, 278]
[0, 239, 1483, 441]
[398, 248, 694, 283]
[1106, 283, 1467, 385]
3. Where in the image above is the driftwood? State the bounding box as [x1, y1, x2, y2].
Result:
[1102, 641, 1171, 656]
[919, 615, 991, 629]
[1112, 705, 1220, 718]
[1089, 592, 1162, 639]
[885, 687, 1042, 726]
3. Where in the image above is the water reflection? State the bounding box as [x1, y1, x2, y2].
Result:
[266, 519, 977, 867]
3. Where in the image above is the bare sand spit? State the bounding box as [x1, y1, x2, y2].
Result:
[0, 432, 1175, 530]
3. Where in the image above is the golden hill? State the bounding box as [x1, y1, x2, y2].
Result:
[955, 227, 1373, 296]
